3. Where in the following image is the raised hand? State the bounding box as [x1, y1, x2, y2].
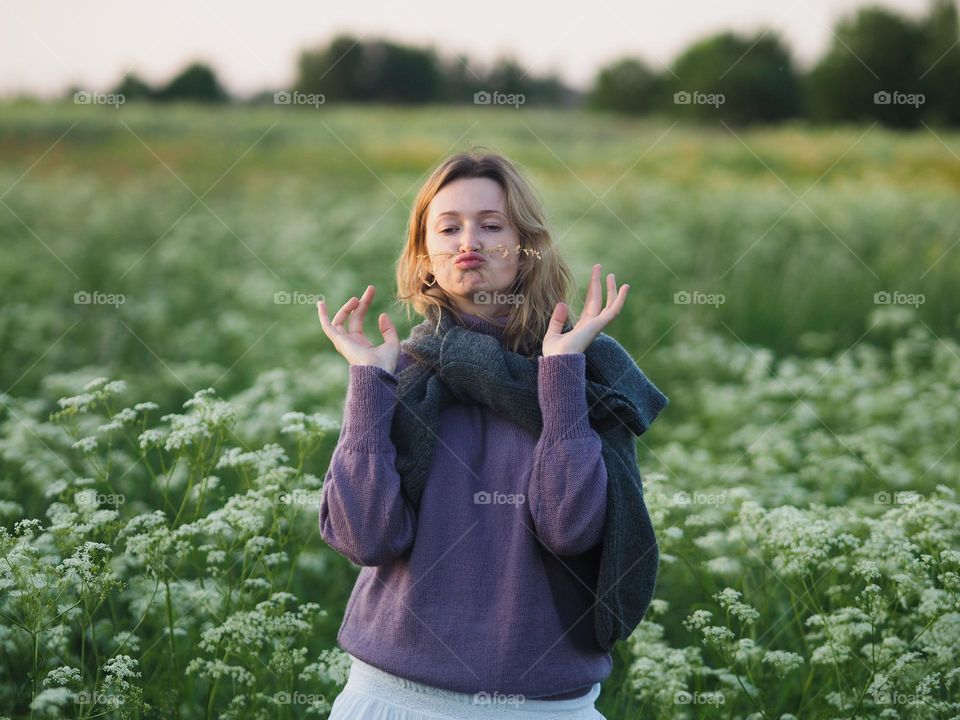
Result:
[542, 264, 629, 357]
[317, 285, 400, 374]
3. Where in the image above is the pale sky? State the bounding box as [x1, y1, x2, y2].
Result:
[0, 0, 935, 99]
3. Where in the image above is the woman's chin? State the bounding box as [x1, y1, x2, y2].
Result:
[456, 275, 488, 290]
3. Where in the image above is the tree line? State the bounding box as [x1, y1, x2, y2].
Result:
[82, 0, 958, 127]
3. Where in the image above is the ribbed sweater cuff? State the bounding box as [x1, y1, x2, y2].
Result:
[340, 364, 399, 451]
[538, 353, 593, 440]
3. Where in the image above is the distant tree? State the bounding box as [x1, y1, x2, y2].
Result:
[438, 53, 485, 102]
[806, 7, 925, 127]
[156, 62, 229, 103]
[485, 57, 527, 95]
[110, 72, 154, 101]
[294, 35, 571, 105]
[526, 72, 577, 106]
[296, 34, 367, 100]
[588, 57, 660, 114]
[376, 41, 442, 103]
[295, 35, 441, 103]
[660, 30, 801, 125]
[919, 0, 960, 124]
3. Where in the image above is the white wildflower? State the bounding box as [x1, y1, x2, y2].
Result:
[216, 444, 288, 474]
[82, 377, 110, 391]
[57, 392, 97, 411]
[280, 411, 339, 441]
[714, 587, 760, 625]
[45, 479, 69, 498]
[137, 428, 165, 450]
[29, 687, 74, 713]
[160, 412, 212, 451]
[683, 609, 713, 632]
[762, 650, 805, 677]
[300, 647, 352, 686]
[71, 436, 98, 454]
[244, 536, 274, 555]
[42, 666, 82, 687]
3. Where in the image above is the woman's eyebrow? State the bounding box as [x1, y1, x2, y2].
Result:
[435, 209, 504, 219]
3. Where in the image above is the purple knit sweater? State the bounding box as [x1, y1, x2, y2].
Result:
[319, 310, 612, 700]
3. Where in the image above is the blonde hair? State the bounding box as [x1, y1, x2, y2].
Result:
[396, 148, 576, 356]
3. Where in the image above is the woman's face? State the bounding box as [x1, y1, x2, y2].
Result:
[423, 176, 520, 319]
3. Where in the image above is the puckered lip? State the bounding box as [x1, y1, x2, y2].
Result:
[454, 252, 485, 266]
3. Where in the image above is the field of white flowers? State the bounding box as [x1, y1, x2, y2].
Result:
[2, 104, 959, 718]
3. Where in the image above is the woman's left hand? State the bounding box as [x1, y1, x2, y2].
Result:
[542, 263, 629, 357]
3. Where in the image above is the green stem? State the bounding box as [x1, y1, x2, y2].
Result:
[30, 631, 38, 720]
[163, 577, 182, 720]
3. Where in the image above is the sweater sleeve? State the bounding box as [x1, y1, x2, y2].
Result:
[319, 362, 417, 566]
[527, 353, 608, 556]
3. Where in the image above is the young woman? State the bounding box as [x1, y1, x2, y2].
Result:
[316, 150, 637, 719]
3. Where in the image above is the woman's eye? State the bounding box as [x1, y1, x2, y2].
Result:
[439, 224, 500, 235]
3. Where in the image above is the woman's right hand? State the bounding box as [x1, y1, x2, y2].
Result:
[317, 285, 400, 374]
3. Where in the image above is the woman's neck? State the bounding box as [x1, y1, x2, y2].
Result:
[454, 308, 509, 341]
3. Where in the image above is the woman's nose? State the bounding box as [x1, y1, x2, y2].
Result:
[458, 232, 481, 253]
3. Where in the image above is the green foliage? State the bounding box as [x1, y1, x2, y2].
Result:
[293, 34, 570, 106]
[109, 73, 155, 102]
[2, 380, 347, 718]
[590, 0, 960, 128]
[155, 63, 229, 104]
[295, 35, 442, 103]
[807, 7, 926, 127]
[663, 30, 802, 125]
[608, 315, 960, 718]
[587, 58, 660, 115]
[919, 0, 960, 125]
[2, 102, 960, 718]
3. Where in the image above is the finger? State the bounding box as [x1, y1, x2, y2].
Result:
[605, 273, 617, 311]
[584, 264, 602, 316]
[332, 296, 358, 331]
[350, 285, 374, 335]
[317, 299, 332, 335]
[608, 283, 629, 316]
[378, 312, 399, 346]
[547, 302, 567, 335]
[617, 283, 630, 311]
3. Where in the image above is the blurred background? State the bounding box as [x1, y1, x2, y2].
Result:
[2, 1, 959, 718]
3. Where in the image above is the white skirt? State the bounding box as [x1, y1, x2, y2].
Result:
[328, 655, 607, 720]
